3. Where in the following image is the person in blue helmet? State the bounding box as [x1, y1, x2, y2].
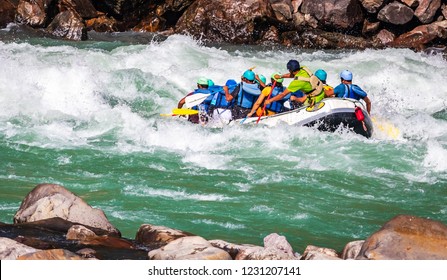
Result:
[226, 69, 262, 120]
[207, 79, 238, 124]
[333, 70, 371, 114]
[177, 77, 212, 124]
[314, 69, 334, 98]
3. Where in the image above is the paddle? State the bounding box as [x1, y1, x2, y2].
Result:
[160, 108, 199, 117]
[184, 93, 211, 108]
[371, 116, 400, 139]
[256, 81, 276, 124]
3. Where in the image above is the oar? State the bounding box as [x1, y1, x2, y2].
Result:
[256, 81, 276, 124]
[160, 108, 199, 117]
[184, 93, 211, 108]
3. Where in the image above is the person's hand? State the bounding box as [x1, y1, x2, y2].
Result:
[264, 99, 271, 106]
[246, 112, 253, 118]
[273, 74, 281, 80]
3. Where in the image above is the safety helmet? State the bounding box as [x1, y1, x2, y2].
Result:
[258, 74, 267, 84]
[340, 70, 353, 81]
[242, 70, 255, 81]
[315, 69, 327, 83]
[286, 59, 300, 72]
[271, 72, 284, 83]
[208, 79, 215, 87]
[197, 77, 209, 85]
[225, 79, 237, 87]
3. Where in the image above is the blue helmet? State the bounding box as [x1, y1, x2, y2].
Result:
[340, 70, 353, 81]
[225, 79, 237, 87]
[208, 79, 215, 87]
[242, 70, 255, 81]
[315, 69, 327, 82]
[257, 74, 267, 84]
[286, 60, 300, 72]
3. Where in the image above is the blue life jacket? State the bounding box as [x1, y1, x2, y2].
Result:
[236, 82, 261, 109]
[342, 84, 367, 100]
[265, 84, 287, 113]
[209, 85, 236, 108]
[191, 88, 211, 111]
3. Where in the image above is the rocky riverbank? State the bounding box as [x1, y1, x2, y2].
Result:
[0, 0, 446, 53]
[1, 183, 447, 260]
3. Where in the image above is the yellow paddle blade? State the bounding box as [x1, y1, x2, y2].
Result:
[372, 116, 401, 139]
[172, 108, 199, 115]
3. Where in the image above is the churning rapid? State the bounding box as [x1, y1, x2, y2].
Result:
[1, 26, 446, 252]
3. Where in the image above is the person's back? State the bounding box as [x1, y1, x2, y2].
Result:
[333, 70, 371, 114]
[208, 79, 237, 124]
[230, 70, 262, 119]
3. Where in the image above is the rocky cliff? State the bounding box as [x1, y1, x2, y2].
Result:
[1, 0, 446, 51]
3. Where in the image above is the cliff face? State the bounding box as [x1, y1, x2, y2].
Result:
[1, 0, 447, 51]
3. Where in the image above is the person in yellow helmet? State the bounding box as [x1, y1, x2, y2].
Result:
[246, 73, 287, 118]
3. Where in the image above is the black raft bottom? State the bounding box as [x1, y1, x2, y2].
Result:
[305, 112, 373, 138]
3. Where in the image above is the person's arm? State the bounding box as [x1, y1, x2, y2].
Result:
[363, 96, 371, 114]
[247, 94, 266, 117]
[324, 86, 334, 97]
[290, 95, 307, 103]
[177, 97, 186, 108]
[254, 74, 266, 88]
[274, 73, 293, 80]
[264, 88, 291, 105]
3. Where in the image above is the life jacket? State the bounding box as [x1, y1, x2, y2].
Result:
[190, 88, 211, 111]
[342, 84, 367, 100]
[209, 84, 236, 109]
[295, 66, 325, 106]
[265, 84, 286, 113]
[236, 82, 261, 109]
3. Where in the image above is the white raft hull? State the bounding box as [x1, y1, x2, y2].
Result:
[230, 98, 373, 138]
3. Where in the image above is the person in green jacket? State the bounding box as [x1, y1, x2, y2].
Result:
[264, 60, 325, 108]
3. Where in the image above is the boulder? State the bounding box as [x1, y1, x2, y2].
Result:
[301, 245, 341, 260]
[357, 215, 447, 260]
[209, 239, 260, 259]
[401, 0, 419, 8]
[136, 224, 193, 246]
[391, 20, 447, 49]
[271, 0, 293, 21]
[362, 19, 381, 35]
[148, 236, 232, 260]
[235, 233, 299, 260]
[374, 29, 396, 45]
[377, 2, 414, 25]
[341, 240, 364, 259]
[17, 248, 84, 260]
[46, 9, 87, 40]
[85, 14, 118, 32]
[0, 0, 18, 28]
[360, 0, 384, 13]
[414, 0, 441, 24]
[300, 0, 364, 30]
[0, 237, 41, 260]
[175, 0, 277, 44]
[14, 184, 120, 236]
[15, 0, 50, 27]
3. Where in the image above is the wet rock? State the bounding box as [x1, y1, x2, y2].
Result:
[136, 224, 193, 246]
[235, 233, 299, 260]
[359, 0, 384, 14]
[301, 245, 341, 260]
[175, 0, 277, 44]
[148, 236, 232, 260]
[0, 0, 18, 28]
[341, 240, 364, 259]
[357, 215, 447, 260]
[391, 20, 447, 49]
[14, 184, 120, 236]
[85, 14, 118, 32]
[60, 0, 98, 19]
[362, 19, 381, 35]
[414, 0, 441, 24]
[15, 0, 49, 27]
[46, 9, 87, 40]
[66, 225, 98, 241]
[0, 237, 41, 260]
[378, 2, 414, 25]
[374, 29, 396, 46]
[17, 248, 84, 260]
[92, 0, 151, 29]
[300, 0, 364, 30]
[76, 247, 98, 259]
[271, 0, 293, 21]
